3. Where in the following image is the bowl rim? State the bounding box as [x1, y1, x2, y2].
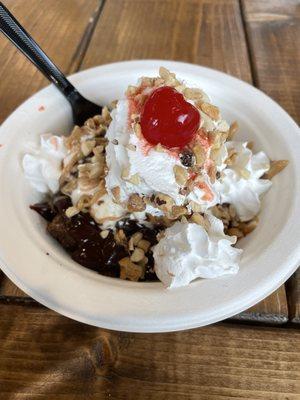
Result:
[0, 59, 299, 332]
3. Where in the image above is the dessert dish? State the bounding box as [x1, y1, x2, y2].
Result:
[23, 67, 288, 288]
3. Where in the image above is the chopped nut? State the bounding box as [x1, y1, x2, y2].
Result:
[115, 229, 127, 245]
[174, 165, 189, 186]
[128, 173, 141, 185]
[184, 88, 204, 101]
[181, 215, 188, 223]
[77, 194, 92, 210]
[190, 213, 210, 230]
[169, 205, 187, 219]
[154, 77, 165, 86]
[127, 194, 146, 212]
[109, 100, 118, 109]
[246, 141, 254, 150]
[119, 257, 144, 281]
[156, 231, 166, 241]
[137, 239, 151, 252]
[174, 84, 185, 93]
[126, 143, 137, 151]
[65, 206, 79, 218]
[228, 121, 238, 140]
[81, 139, 96, 156]
[100, 230, 109, 239]
[128, 237, 135, 251]
[226, 149, 238, 166]
[126, 85, 138, 96]
[93, 145, 104, 155]
[111, 186, 121, 202]
[132, 232, 143, 245]
[155, 143, 165, 152]
[138, 256, 148, 268]
[189, 201, 202, 213]
[240, 168, 251, 180]
[227, 227, 244, 239]
[134, 123, 142, 138]
[141, 77, 154, 87]
[61, 179, 77, 195]
[154, 193, 174, 209]
[263, 160, 288, 180]
[159, 66, 172, 80]
[130, 247, 145, 263]
[112, 139, 118, 145]
[193, 144, 206, 166]
[239, 217, 259, 235]
[229, 204, 236, 219]
[200, 103, 220, 121]
[209, 131, 223, 150]
[102, 106, 111, 123]
[121, 167, 130, 179]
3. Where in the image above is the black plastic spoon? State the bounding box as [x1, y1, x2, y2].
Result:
[0, 2, 101, 125]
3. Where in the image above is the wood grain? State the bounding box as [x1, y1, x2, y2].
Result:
[241, 0, 300, 323]
[82, 0, 252, 82]
[0, 275, 29, 302]
[0, 304, 299, 399]
[233, 285, 288, 323]
[287, 269, 300, 323]
[0, 0, 290, 323]
[241, 0, 300, 123]
[0, 0, 100, 298]
[82, 0, 288, 323]
[0, 0, 99, 123]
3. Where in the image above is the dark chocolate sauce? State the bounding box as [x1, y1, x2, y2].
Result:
[31, 194, 159, 281]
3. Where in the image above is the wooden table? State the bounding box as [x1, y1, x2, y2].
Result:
[0, 1, 299, 398]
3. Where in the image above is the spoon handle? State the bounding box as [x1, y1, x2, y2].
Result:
[0, 2, 76, 97]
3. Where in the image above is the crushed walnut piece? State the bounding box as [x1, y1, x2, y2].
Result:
[174, 165, 189, 186]
[200, 103, 220, 121]
[263, 160, 288, 180]
[127, 194, 146, 212]
[119, 257, 145, 281]
[228, 121, 238, 140]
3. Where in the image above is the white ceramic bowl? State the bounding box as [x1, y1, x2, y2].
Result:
[0, 60, 299, 332]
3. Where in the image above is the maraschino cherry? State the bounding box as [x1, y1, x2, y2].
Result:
[140, 86, 200, 149]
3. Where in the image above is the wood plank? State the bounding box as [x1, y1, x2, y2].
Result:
[241, 0, 300, 123]
[241, 0, 300, 323]
[0, 304, 300, 399]
[0, 274, 30, 302]
[0, 0, 100, 124]
[233, 285, 288, 323]
[287, 268, 300, 323]
[81, 0, 288, 323]
[0, 0, 289, 323]
[81, 0, 252, 82]
[0, 0, 100, 299]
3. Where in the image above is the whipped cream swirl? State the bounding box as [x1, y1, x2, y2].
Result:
[153, 215, 242, 288]
[23, 134, 66, 194]
[215, 141, 271, 221]
[105, 99, 218, 211]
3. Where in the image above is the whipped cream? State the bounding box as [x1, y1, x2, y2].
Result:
[105, 100, 184, 204]
[153, 215, 242, 288]
[90, 194, 126, 229]
[23, 134, 66, 194]
[105, 99, 218, 212]
[215, 141, 271, 221]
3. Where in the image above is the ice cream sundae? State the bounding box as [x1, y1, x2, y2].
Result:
[23, 67, 288, 288]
